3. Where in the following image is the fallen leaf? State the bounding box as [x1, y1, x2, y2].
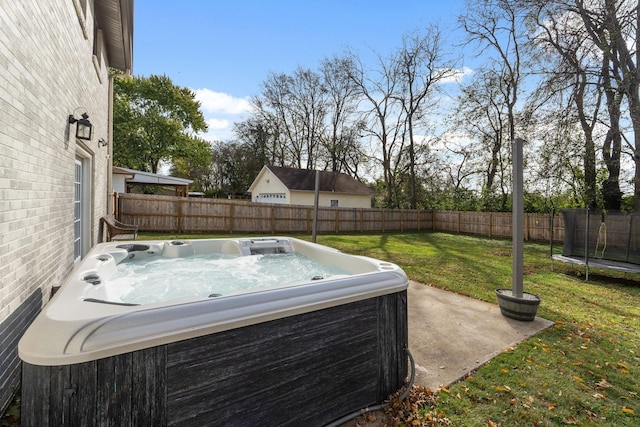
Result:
[562, 415, 579, 424]
[487, 420, 497, 427]
[595, 379, 612, 389]
[592, 393, 605, 399]
[501, 369, 509, 373]
[548, 403, 556, 410]
[622, 407, 635, 415]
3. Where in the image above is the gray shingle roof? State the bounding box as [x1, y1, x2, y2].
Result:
[267, 166, 372, 195]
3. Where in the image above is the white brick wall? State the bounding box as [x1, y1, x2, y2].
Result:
[0, 0, 115, 409]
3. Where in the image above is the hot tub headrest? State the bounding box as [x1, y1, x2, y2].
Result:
[239, 238, 292, 255]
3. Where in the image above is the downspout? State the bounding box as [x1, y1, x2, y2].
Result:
[107, 69, 130, 216]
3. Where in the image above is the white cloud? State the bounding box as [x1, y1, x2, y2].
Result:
[440, 66, 475, 84]
[192, 89, 253, 142]
[194, 88, 252, 114]
[207, 118, 229, 130]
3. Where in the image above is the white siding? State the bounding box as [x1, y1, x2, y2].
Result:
[251, 168, 290, 203]
[249, 166, 371, 208]
[290, 191, 372, 209]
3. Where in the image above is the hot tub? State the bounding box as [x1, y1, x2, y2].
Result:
[19, 237, 408, 426]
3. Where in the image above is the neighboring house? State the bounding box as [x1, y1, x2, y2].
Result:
[248, 165, 373, 209]
[0, 0, 133, 413]
[113, 166, 193, 197]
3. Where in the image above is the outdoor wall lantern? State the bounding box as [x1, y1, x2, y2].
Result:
[68, 112, 93, 140]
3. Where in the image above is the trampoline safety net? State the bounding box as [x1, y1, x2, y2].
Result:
[561, 209, 640, 266]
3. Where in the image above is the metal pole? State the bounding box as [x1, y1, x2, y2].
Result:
[550, 207, 555, 272]
[512, 138, 524, 298]
[312, 170, 320, 243]
[585, 207, 590, 281]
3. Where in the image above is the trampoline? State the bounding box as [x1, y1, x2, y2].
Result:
[551, 208, 640, 279]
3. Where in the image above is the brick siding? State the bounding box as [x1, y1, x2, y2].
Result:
[0, 0, 112, 412]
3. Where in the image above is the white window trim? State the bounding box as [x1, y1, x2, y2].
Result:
[75, 144, 94, 261]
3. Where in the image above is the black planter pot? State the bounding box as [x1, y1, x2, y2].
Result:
[495, 289, 541, 321]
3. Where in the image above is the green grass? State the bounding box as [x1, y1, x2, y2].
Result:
[139, 231, 640, 426]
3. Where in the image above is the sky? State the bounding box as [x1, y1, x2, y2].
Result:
[133, 0, 469, 142]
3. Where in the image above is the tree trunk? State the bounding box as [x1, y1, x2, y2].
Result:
[601, 66, 623, 211]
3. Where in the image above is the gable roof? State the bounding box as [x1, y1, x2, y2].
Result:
[266, 166, 372, 195]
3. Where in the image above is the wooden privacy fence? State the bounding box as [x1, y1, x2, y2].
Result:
[116, 193, 565, 241]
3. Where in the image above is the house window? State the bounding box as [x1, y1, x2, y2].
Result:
[257, 193, 287, 204]
[72, 0, 90, 39]
[331, 200, 339, 207]
[73, 160, 82, 262]
[74, 150, 93, 262]
[93, 27, 104, 81]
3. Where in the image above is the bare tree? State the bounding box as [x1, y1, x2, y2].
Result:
[346, 51, 407, 208]
[460, 0, 524, 144]
[575, 0, 639, 209]
[317, 55, 372, 178]
[394, 25, 458, 208]
[453, 68, 511, 210]
[233, 115, 282, 166]
[524, 0, 604, 208]
[459, 0, 528, 209]
[251, 69, 328, 169]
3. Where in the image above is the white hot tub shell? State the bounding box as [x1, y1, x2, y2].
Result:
[19, 237, 409, 426]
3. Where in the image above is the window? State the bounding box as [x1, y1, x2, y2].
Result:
[331, 200, 339, 207]
[74, 151, 93, 262]
[257, 193, 287, 204]
[93, 28, 105, 81]
[73, 160, 83, 262]
[72, 0, 90, 39]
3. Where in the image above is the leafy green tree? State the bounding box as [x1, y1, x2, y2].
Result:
[170, 136, 214, 192]
[113, 74, 208, 174]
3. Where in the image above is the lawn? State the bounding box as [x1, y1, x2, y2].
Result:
[143, 231, 640, 425]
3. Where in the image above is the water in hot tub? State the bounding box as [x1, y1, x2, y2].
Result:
[106, 253, 348, 304]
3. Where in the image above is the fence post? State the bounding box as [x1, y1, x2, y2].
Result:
[228, 203, 234, 234]
[271, 206, 275, 234]
[177, 198, 183, 233]
[382, 209, 387, 233]
[487, 213, 491, 238]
